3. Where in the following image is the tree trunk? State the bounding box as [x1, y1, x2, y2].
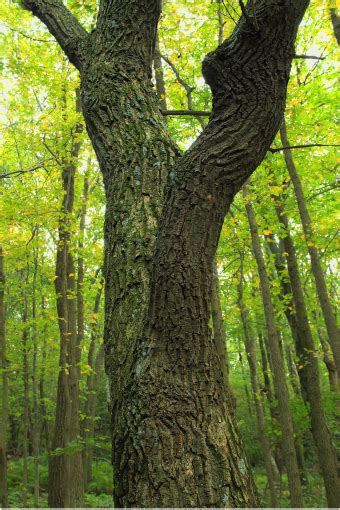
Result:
[77, 167, 89, 365]
[154, 34, 167, 112]
[244, 188, 304, 507]
[0, 247, 8, 508]
[84, 343, 104, 486]
[21, 269, 30, 508]
[48, 99, 84, 507]
[258, 332, 285, 479]
[313, 309, 338, 391]
[280, 119, 340, 376]
[330, 8, 340, 45]
[237, 260, 278, 507]
[22, 0, 310, 505]
[237, 337, 254, 418]
[40, 295, 51, 452]
[274, 198, 340, 507]
[82, 278, 103, 487]
[32, 247, 40, 506]
[211, 258, 230, 385]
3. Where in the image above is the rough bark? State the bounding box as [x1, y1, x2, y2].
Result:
[274, 199, 340, 507]
[22, 0, 310, 506]
[48, 103, 84, 507]
[0, 247, 8, 508]
[280, 119, 340, 376]
[245, 188, 304, 507]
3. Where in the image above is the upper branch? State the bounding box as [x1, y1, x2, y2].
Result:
[22, 0, 88, 70]
[181, 0, 310, 190]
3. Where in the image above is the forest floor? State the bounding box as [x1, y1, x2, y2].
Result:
[7, 457, 327, 508]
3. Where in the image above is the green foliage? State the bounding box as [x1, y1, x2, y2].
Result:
[88, 461, 113, 495]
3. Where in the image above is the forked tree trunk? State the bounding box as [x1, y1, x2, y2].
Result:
[280, 120, 340, 376]
[0, 247, 8, 508]
[22, 0, 310, 505]
[244, 188, 304, 507]
[274, 199, 340, 507]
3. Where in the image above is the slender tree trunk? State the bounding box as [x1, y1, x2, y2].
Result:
[313, 309, 338, 390]
[244, 187, 304, 507]
[77, 167, 89, 364]
[40, 295, 51, 452]
[82, 278, 103, 487]
[330, 8, 340, 45]
[280, 119, 340, 376]
[217, 0, 224, 46]
[284, 342, 301, 397]
[0, 247, 9, 508]
[258, 332, 284, 480]
[237, 260, 278, 507]
[48, 98, 84, 507]
[211, 258, 230, 385]
[274, 198, 340, 507]
[237, 337, 253, 418]
[154, 34, 167, 112]
[32, 247, 40, 506]
[83, 343, 104, 486]
[21, 269, 30, 508]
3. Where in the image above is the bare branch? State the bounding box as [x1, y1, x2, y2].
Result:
[293, 54, 326, 60]
[0, 160, 53, 179]
[21, 0, 88, 70]
[269, 143, 340, 154]
[161, 55, 206, 127]
[162, 110, 211, 117]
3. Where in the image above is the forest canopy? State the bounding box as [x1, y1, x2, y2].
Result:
[0, 0, 339, 508]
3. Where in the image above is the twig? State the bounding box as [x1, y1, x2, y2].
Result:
[0, 161, 52, 179]
[293, 54, 326, 60]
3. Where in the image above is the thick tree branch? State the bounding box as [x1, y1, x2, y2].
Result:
[21, 0, 88, 70]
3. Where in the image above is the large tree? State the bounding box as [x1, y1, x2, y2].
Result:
[22, 0, 310, 506]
